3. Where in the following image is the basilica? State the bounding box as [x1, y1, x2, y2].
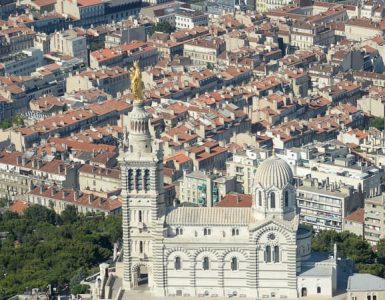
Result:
[108, 65, 338, 299]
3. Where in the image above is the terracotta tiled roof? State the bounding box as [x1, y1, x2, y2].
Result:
[29, 186, 121, 212]
[217, 193, 252, 207]
[8, 200, 29, 214]
[345, 208, 364, 223]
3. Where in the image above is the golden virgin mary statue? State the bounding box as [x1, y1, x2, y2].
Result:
[130, 61, 143, 103]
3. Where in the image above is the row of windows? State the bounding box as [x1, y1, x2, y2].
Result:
[264, 245, 280, 263]
[127, 169, 150, 192]
[174, 256, 239, 271]
[171, 247, 280, 270]
[175, 227, 239, 236]
[257, 191, 290, 208]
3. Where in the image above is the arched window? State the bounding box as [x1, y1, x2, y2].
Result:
[174, 256, 181, 270]
[284, 190, 289, 207]
[203, 257, 210, 270]
[258, 190, 262, 206]
[135, 169, 142, 191]
[270, 192, 276, 209]
[176, 227, 183, 235]
[317, 287, 321, 294]
[144, 169, 150, 192]
[274, 246, 280, 263]
[231, 257, 238, 271]
[127, 169, 133, 191]
[265, 246, 271, 263]
[139, 241, 143, 253]
[138, 210, 142, 223]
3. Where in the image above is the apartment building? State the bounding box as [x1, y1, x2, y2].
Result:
[0, 26, 35, 57]
[0, 48, 43, 76]
[357, 86, 385, 117]
[185, 140, 228, 171]
[0, 0, 16, 19]
[303, 157, 382, 199]
[297, 177, 363, 232]
[226, 148, 259, 194]
[174, 9, 208, 30]
[183, 37, 226, 65]
[0, 100, 129, 151]
[50, 30, 88, 65]
[0, 150, 78, 201]
[364, 193, 385, 245]
[343, 208, 364, 237]
[89, 42, 158, 69]
[345, 18, 385, 42]
[290, 21, 335, 50]
[255, 0, 290, 12]
[0, 70, 65, 121]
[66, 67, 130, 97]
[79, 165, 120, 193]
[179, 170, 235, 206]
[27, 186, 122, 215]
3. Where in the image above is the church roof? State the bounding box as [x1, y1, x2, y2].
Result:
[255, 156, 293, 188]
[299, 266, 333, 277]
[165, 207, 254, 225]
[347, 273, 385, 292]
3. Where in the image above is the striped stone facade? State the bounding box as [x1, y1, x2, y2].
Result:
[118, 101, 317, 298]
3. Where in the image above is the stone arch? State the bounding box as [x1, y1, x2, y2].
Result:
[221, 248, 248, 261]
[222, 250, 247, 271]
[166, 249, 191, 272]
[194, 248, 220, 271]
[253, 223, 294, 244]
[131, 262, 153, 288]
[166, 248, 192, 260]
[193, 248, 220, 261]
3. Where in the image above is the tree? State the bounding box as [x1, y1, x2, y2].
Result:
[376, 239, 385, 263]
[61, 205, 79, 224]
[12, 114, 24, 127]
[207, 63, 215, 70]
[0, 207, 122, 298]
[0, 120, 12, 129]
[312, 230, 374, 264]
[69, 267, 88, 295]
[150, 21, 176, 35]
[356, 263, 385, 277]
[369, 117, 384, 131]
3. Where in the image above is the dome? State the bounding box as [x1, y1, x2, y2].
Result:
[255, 156, 293, 189]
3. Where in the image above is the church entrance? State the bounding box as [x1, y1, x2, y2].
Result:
[301, 287, 307, 297]
[133, 264, 151, 289]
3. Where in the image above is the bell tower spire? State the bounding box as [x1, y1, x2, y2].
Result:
[119, 62, 165, 290]
[127, 61, 152, 154]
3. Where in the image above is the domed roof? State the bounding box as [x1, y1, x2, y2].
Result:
[255, 156, 293, 188]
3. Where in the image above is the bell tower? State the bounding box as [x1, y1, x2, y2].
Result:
[118, 62, 165, 289]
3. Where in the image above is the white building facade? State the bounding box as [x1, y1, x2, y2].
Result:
[115, 89, 337, 298]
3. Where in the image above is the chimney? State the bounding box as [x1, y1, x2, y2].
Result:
[89, 194, 94, 203]
[51, 187, 55, 197]
[74, 190, 78, 201]
[39, 184, 44, 193]
[22, 156, 26, 166]
[62, 190, 67, 199]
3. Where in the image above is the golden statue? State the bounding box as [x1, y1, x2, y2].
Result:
[130, 61, 143, 103]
